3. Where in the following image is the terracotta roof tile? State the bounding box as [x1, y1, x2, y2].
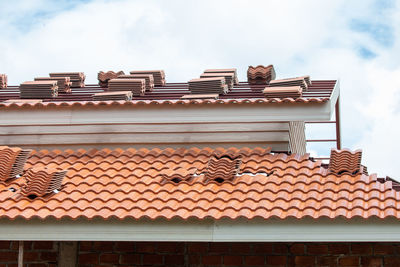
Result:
[0, 146, 399, 220]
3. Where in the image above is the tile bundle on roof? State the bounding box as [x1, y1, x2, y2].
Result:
[188, 77, 228, 95]
[329, 149, 362, 175]
[247, 65, 276, 85]
[34, 77, 72, 93]
[269, 76, 309, 91]
[21, 167, 67, 197]
[180, 94, 219, 100]
[50, 72, 85, 88]
[263, 86, 302, 99]
[203, 68, 239, 85]
[3, 99, 43, 104]
[0, 146, 31, 181]
[129, 70, 165, 86]
[200, 72, 235, 90]
[118, 74, 154, 92]
[19, 81, 58, 99]
[108, 78, 145, 96]
[0, 74, 7, 89]
[204, 153, 241, 183]
[98, 71, 125, 88]
[92, 91, 132, 101]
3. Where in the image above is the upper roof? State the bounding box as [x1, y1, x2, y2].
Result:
[0, 146, 399, 221]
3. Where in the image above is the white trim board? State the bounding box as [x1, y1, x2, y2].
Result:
[1, 217, 400, 242]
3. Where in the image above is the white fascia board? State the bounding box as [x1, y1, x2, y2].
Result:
[1, 217, 400, 242]
[328, 79, 340, 119]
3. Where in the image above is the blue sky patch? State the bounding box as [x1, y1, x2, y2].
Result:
[349, 19, 394, 47]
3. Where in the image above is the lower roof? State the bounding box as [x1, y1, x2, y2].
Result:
[0, 146, 399, 221]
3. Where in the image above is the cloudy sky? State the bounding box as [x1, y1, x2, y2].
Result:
[0, 0, 399, 178]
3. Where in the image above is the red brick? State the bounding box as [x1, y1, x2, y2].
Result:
[79, 241, 92, 251]
[244, 255, 265, 265]
[329, 243, 350, 255]
[294, 256, 315, 266]
[266, 255, 287, 266]
[307, 244, 329, 254]
[0, 241, 11, 249]
[33, 241, 53, 250]
[223, 255, 243, 266]
[384, 256, 400, 266]
[231, 243, 252, 254]
[351, 243, 372, 254]
[136, 242, 156, 253]
[202, 255, 222, 265]
[362, 256, 383, 267]
[157, 242, 184, 253]
[209, 242, 230, 254]
[188, 242, 208, 253]
[253, 243, 273, 254]
[374, 243, 395, 255]
[0, 251, 18, 261]
[120, 254, 141, 264]
[188, 254, 201, 264]
[100, 253, 119, 264]
[93, 241, 114, 251]
[165, 254, 185, 265]
[78, 253, 99, 265]
[114, 241, 135, 252]
[24, 251, 40, 261]
[290, 244, 305, 254]
[317, 256, 337, 266]
[40, 252, 57, 261]
[273, 244, 288, 254]
[339, 256, 359, 266]
[143, 254, 163, 265]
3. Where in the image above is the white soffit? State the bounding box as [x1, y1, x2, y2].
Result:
[0, 217, 399, 242]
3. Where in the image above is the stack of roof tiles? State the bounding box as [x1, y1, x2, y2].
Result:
[0, 74, 7, 89]
[118, 74, 154, 92]
[98, 71, 125, 88]
[269, 76, 310, 91]
[34, 77, 72, 93]
[204, 152, 241, 183]
[329, 148, 362, 175]
[19, 81, 58, 99]
[129, 70, 165, 86]
[188, 77, 228, 95]
[0, 146, 31, 181]
[50, 72, 85, 88]
[200, 72, 235, 90]
[203, 68, 239, 85]
[263, 86, 302, 99]
[21, 167, 67, 197]
[247, 65, 276, 85]
[1, 146, 399, 220]
[92, 91, 132, 101]
[108, 78, 145, 96]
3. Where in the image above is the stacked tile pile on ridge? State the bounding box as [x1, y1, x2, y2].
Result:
[19, 81, 58, 99]
[118, 74, 154, 92]
[108, 78, 145, 96]
[204, 152, 242, 183]
[188, 77, 228, 95]
[329, 148, 362, 175]
[247, 65, 276, 85]
[0, 74, 7, 89]
[98, 71, 125, 88]
[269, 76, 310, 91]
[130, 70, 165, 86]
[181, 94, 219, 100]
[203, 68, 239, 85]
[263, 86, 302, 99]
[0, 146, 31, 181]
[200, 72, 235, 90]
[92, 91, 133, 101]
[21, 167, 67, 197]
[50, 72, 85, 88]
[34, 77, 72, 93]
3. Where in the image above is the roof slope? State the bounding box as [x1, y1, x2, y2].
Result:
[0, 147, 399, 220]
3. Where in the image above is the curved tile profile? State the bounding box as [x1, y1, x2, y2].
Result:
[21, 167, 67, 197]
[247, 65, 276, 85]
[0, 146, 399, 220]
[329, 148, 362, 175]
[97, 71, 125, 88]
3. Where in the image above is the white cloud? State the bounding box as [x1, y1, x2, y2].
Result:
[0, 0, 400, 177]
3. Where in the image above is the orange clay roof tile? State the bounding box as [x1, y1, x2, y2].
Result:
[0, 146, 399, 220]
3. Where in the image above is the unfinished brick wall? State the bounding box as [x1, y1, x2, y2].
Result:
[1, 241, 400, 267]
